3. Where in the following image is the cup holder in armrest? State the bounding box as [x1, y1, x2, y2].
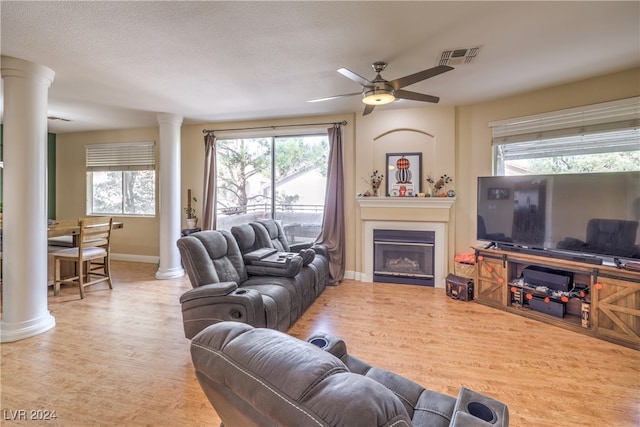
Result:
[451, 387, 509, 426]
[467, 401, 496, 423]
[308, 337, 329, 349]
[306, 333, 348, 359]
[234, 289, 248, 295]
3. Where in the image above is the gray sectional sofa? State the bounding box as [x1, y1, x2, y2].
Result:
[190, 322, 510, 427]
[177, 220, 329, 339]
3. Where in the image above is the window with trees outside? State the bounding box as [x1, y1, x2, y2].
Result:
[216, 134, 329, 245]
[490, 97, 639, 176]
[86, 142, 156, 216]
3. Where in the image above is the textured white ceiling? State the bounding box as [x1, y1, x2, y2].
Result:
[1, 1, 639, 133]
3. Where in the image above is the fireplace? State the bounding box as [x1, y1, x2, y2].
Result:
[373, 229, 435, 286]
[357, 196, 454, 288]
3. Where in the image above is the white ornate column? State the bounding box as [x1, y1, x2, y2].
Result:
[155, 113, 185, 279]
[1, 56, 56, 342]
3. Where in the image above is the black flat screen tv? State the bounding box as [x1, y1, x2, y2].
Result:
[477, 172, 640, 263]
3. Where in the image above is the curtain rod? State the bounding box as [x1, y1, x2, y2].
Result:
[203, 120, 347, 134]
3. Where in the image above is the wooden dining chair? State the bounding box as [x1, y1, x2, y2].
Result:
[53, 217, 114, 299]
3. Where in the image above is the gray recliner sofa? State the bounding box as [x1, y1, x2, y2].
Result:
[177, 229, 326, 339]
[191, 321, 510, 427]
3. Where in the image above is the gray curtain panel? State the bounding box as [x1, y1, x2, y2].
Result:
[316, 125, 345, 284]
[202, 133, 217, 230]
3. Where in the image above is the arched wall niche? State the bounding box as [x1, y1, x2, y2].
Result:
[372, 128, 436, 196]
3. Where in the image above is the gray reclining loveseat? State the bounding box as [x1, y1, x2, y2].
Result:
[191, 322, 510, 427]
[177, 226, 329, 339]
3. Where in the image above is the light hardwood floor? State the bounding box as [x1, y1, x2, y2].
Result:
[1, 261, 638, 426]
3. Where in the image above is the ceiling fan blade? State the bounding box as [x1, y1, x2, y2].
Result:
[338, 67, 372, 87]
[363, 104, 376, 116]
[394, 89, 440, 104]
[390, 65, 453, 90]
[307, 92, 362, 103]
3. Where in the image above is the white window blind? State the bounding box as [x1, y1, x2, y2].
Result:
[489, 97, 640, 161]
[86, 142, 155, 171]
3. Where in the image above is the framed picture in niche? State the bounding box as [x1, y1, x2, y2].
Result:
[386, 152, 422, 196]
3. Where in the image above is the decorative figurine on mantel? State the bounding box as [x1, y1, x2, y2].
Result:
[426, 173, 453, 197]
[361, 170, 384, 196]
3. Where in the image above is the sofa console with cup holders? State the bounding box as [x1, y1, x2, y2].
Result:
[249, 219, 330, 292]
[190, 322, 510, 427]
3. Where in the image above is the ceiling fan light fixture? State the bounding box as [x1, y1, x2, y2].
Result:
[362, 88, 395, 105]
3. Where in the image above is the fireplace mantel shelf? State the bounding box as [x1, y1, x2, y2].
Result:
[356, 196, 456, 209]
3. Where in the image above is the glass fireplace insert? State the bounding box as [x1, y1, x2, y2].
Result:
[373, 229, 435, 286]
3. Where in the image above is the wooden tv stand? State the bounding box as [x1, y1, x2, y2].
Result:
[474, 247, 640, 350]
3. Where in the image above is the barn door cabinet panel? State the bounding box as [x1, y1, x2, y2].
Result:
[474, 247, 640, 350]
[474, 253, 507, 307]
[593, 273, 640, 346]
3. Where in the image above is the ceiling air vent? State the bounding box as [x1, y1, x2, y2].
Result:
[438, 47, 480, 66]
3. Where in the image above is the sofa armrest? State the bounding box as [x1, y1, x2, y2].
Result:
[289, 239, 329, 259]
[306, 332, 348, 359]
[180, 284, 266, 339]
[310, 244, 329, 259]
[180, 282, 238, 302]
[450, 387, 509, 427]
[289, 241, 312, 252]
[306, 332, 374, 374]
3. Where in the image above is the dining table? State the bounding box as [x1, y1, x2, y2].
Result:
[48, 219, 124, 246]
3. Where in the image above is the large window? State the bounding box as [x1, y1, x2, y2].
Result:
[216, 134, 329, 244]
[490, 97, 640, 175]
[86, 142, 156, 216]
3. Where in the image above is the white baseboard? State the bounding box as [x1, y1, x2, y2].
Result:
[111, 253, 159, 264]
[343, 269, 357, 280]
